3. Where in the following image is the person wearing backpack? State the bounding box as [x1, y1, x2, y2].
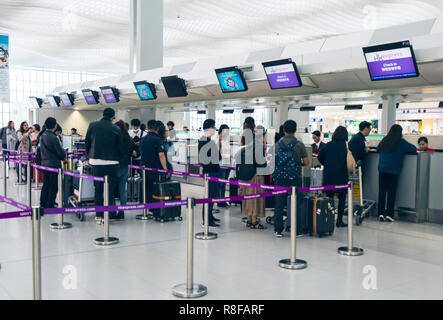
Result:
[273, 120, 309, 238]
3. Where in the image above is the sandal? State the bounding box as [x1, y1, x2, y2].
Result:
[250, 222, 267, 230]
[246, 221, 253, 228]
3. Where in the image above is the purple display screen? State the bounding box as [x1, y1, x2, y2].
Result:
[83, 91, 98, 105]
[263, 60, 302, 89]
[364, 43, 419, 81]
[101, 88, 118, 104]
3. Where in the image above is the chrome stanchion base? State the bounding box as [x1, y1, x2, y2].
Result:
[195, 232, 218, 240]
[172, 283, 207, 299]
[136, 214, 153, 220]
[94, 237, 119, 246]
[279, 259, 308, 270]
[50, 222, 73, 230]
[338, 247, 364, 256]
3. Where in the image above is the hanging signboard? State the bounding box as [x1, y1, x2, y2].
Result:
[0, 34, 9, 103]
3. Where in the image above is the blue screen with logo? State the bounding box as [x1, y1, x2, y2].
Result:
[216, 70, 247, 92]
[135, 82, 155, 100]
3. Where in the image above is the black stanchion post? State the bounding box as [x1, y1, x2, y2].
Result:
[95, 175, 119, 246]
[195, 174, 217, 241]
[31, 206, 42, 300]
[279, 187, 308, 270]
[50, 165, 72, 230]
[27, 160, 32, 208]
[173, 198, 207, 298]
[338, 185, 364, 256]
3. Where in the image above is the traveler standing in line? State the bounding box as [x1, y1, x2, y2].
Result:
[115, 121, 135, 220]
[349, 121, 372, 163]
[6, 121, 17, 169]
[0, 123, 8, 152]
[39, 117, 66, 208]
[140, 120, 169, 204]
[237, 124, 267, 229]
[311, 130, 326, 157]
[377, 124, 417, 223]
[217, 124, 231, 208]
[417, 137, 435, 152]
[198, 119, 222, 227]
[158, 122, 174, 172]
[167, 121, 177, 141]
[85, 108, 124, 222]
[31, 124, 41, 153]
[55, 124, 63, 145]
[274, 125, 284, 144]
[318, 126, 350, 228]
[129, 119, 146, 174]
[273, 120, 309, 238]
[16, 121, 32, 182]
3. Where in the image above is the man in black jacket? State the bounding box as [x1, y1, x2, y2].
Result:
[349, 121, 372, 163]
[311, 130, 326, 157]
[85, 108, 124, 221]
[39, 117, 66, 209]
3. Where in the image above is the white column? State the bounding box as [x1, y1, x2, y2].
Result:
[275, 101, 290, 128]
[381, 95, 398, 134]
[130, 0, 163, 73]
[288, 108, 310, 133]
[207, 104, 216, 121]
[140, 107, 156, 125]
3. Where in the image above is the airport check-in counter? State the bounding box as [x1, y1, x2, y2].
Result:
[362, 151, 443, 224]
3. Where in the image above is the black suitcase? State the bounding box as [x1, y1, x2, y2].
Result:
[264, 175, 275, 209]
[127, 174, 142, 203]
[306, 196, 335, 237]
[286, 194, 309, 234]
[63, 173, 74, 208]
[152, 180, 182, 222]
[229, 178, 241, 205]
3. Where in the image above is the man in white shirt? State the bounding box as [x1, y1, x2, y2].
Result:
[129, 119, 146, 171]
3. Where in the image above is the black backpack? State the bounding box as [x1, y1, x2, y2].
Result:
[235, 139, 267, 181]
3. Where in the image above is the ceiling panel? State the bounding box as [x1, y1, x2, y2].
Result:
[0, 0, 442, 74]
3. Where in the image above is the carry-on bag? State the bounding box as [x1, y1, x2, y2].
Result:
[152, 180, 182, 222]
[307, 196, 335, 237]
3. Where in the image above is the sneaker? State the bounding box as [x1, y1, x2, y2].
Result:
[274, 232, 283, 238]
[385, 216, 395, 223]
[379, 215, 385, 222]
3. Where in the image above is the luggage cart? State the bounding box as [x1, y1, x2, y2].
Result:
[347, 161, 377, 226]
[68, 160, 96, 222]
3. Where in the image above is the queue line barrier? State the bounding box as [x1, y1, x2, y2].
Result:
[0, 153, 363, 300]
[173, 161, 235, 171]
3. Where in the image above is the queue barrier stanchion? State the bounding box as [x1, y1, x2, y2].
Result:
[173, 198, 207, 298]
[338, 184, 364, 256]
[279, 187, 308, 270]
[95, 175, 119, 246]
[136, 167, 151, 221]
[27, 160, 32, 208]
[195, 174, 217, 241]
[32, 206, 42, 300]
[50, 166, 72, 230]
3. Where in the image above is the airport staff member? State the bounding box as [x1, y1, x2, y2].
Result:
[140, 120, 169, 204]
[311, 130, 325, 157]
[167, 121, 177, 141]
[349, 121, 372, 163]
[85, 108, 124, 222]
[418, 137, 435, 152]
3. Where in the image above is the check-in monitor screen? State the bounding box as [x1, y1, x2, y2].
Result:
[60, 93, 72, 106]
[363, 41, 419, 81]
[215, 67, 247, 93]
[83, 90, 98, 105]
[101, 88, 118, 104]
[47, 95, 59, 108]
[134, 81, 156, 100]
[263, 59, 302, 89]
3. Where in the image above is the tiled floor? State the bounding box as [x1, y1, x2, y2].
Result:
[0, 169, 443, 300]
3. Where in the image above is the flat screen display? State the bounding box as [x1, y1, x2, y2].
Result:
[363, 41, 419, 81]
[215, 67, 247, 93]
[47, 95, 59, 108]
[161, 76, 188, 98]
[30, 97, 41, 109]
[134, 81, 156, 100]
[262, 59, 302, 89]
[82, 89, 98, 105]
[100, 86, 119, 104]
[59, 93, 73, 107]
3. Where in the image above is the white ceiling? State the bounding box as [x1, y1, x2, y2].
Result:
[1, 0, 443, 74]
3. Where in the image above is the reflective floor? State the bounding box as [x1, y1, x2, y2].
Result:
[0, 170, 443, 300]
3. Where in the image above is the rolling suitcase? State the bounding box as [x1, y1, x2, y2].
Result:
[264, 175, 275, 209]
[307, 196, 335, 237]
[127, 174, 142, 203]
[286, 194, 309, 234]
[152, 180, 182, 222]
[63, 173, 74, 208]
